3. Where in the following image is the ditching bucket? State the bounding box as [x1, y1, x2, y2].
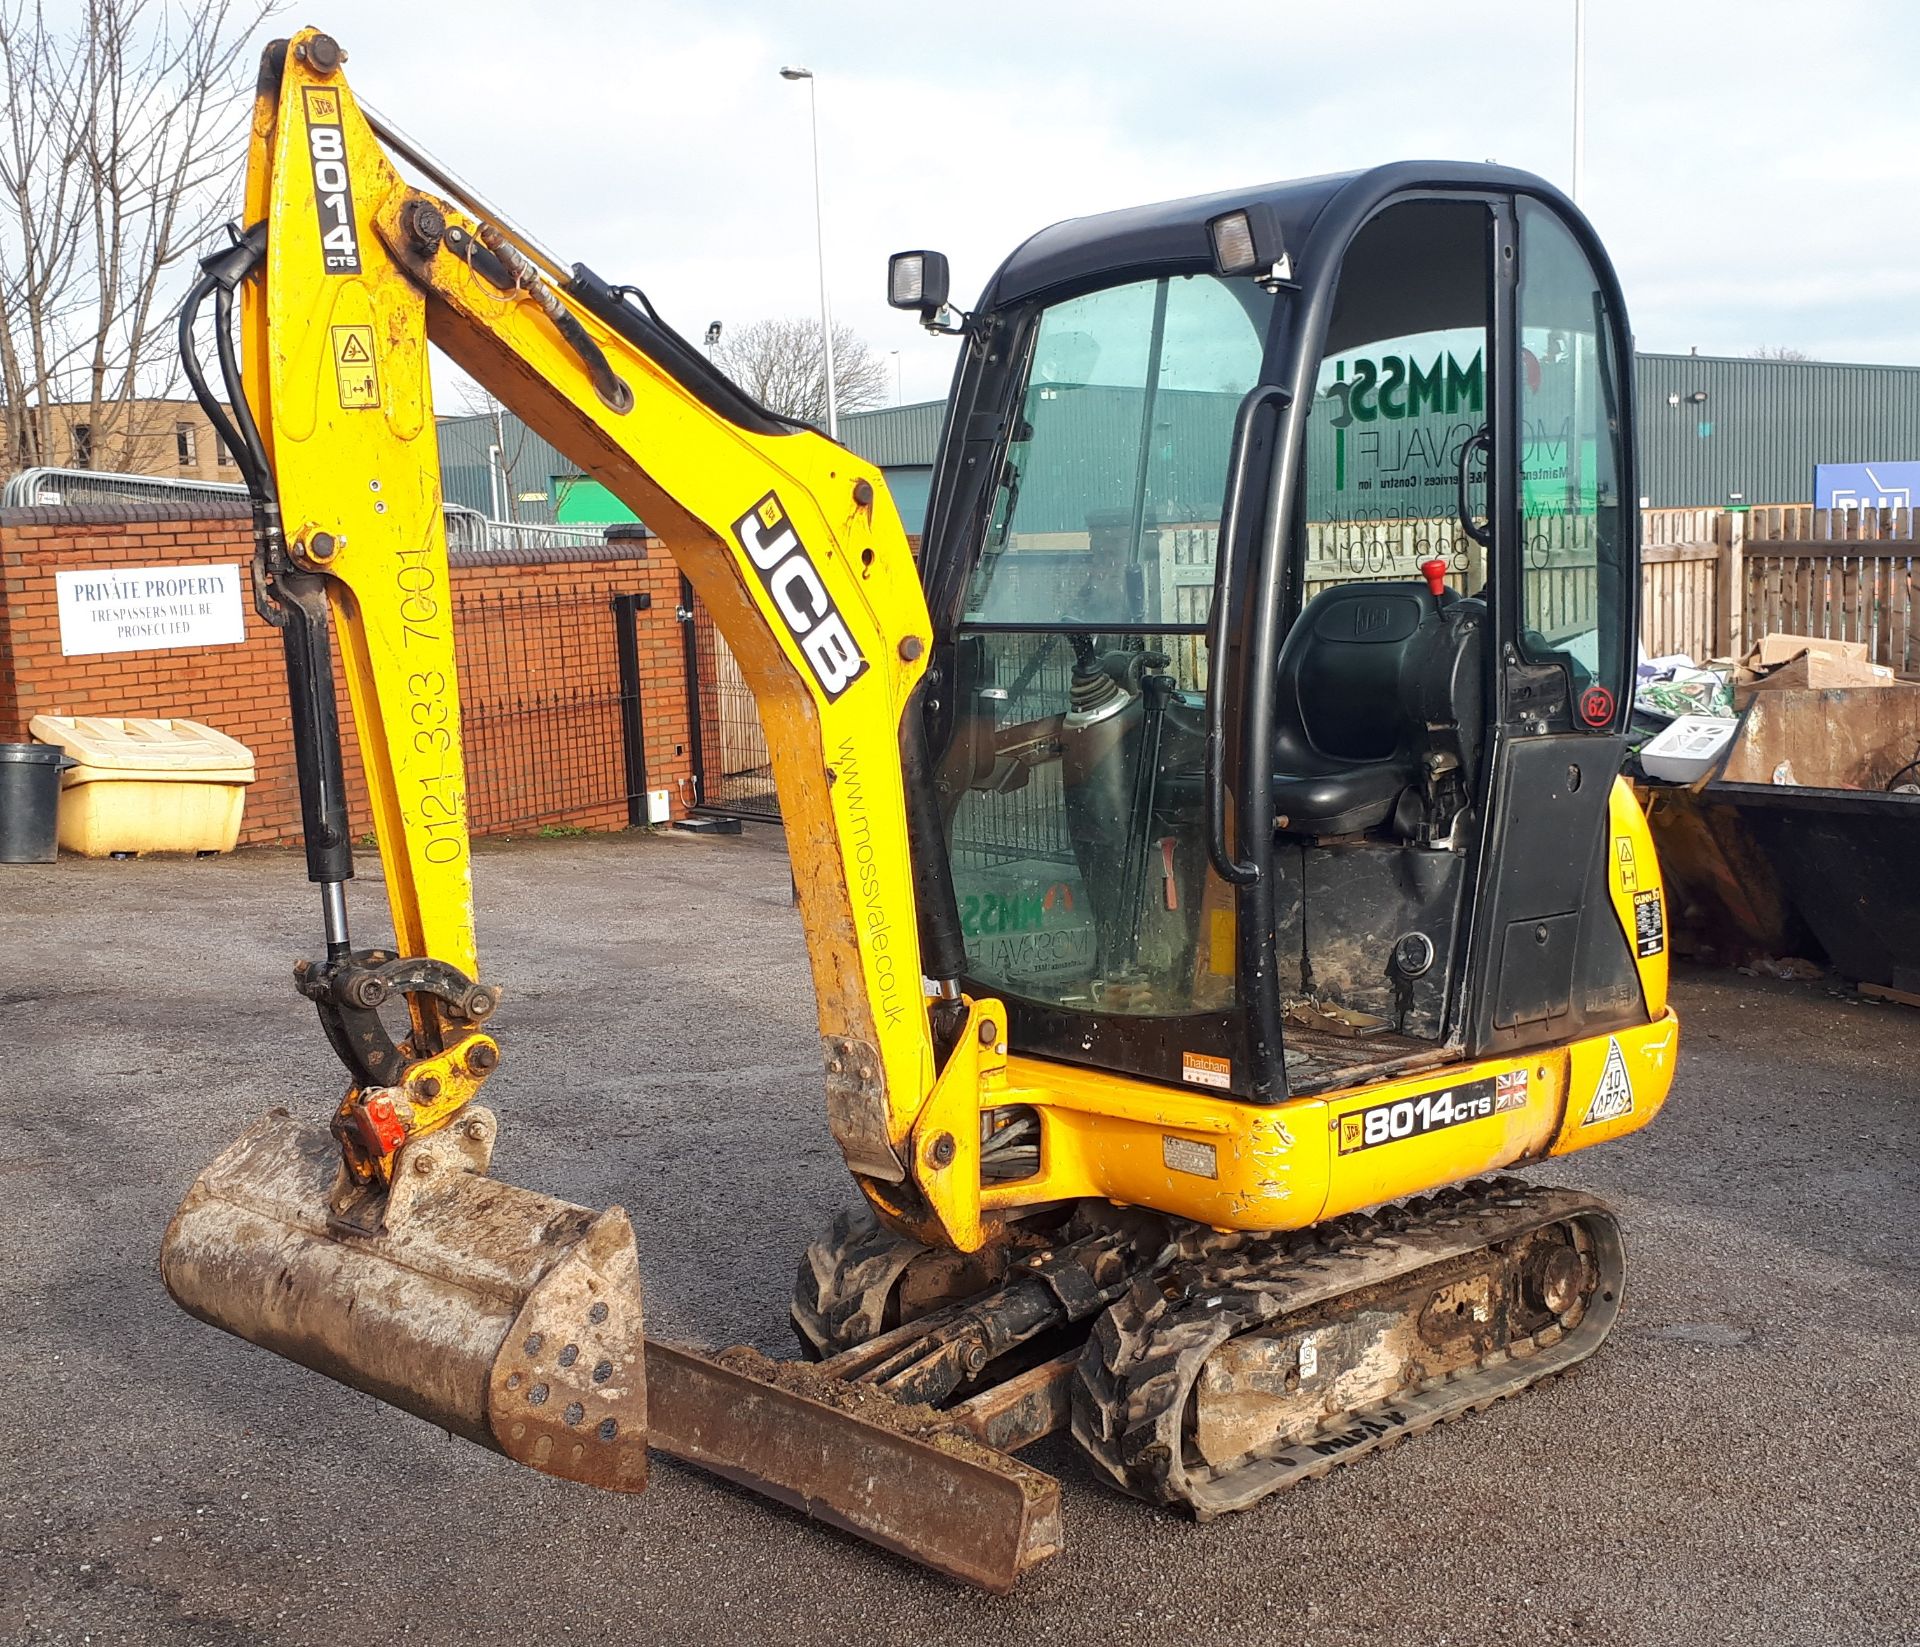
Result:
[161, 1106, 647, 1490]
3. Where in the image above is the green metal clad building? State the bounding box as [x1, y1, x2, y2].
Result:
[835, 353, 1920, 526]
[434, 351, 1920, 528]
[437, 411, 597, 527]
[1632, 353, 1920, 507]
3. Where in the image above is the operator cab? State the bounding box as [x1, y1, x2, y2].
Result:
[904, 164, 1642, 1105]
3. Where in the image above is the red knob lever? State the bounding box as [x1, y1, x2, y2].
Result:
[1419, 557, 1449, 597]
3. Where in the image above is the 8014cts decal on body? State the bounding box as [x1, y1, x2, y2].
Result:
[1336, 1070, 1527, 1155]
[731, 492, 868, 700]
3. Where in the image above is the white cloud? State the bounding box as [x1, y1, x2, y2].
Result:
[76, 0, 1920, 411]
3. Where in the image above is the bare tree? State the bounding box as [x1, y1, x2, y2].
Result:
[710, 318, 891, 427]
[448, 378, 536, 521]
[0, 0, 270, 476]
[1748, 345, 1814, 362]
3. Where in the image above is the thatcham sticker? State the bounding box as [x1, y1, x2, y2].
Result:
[1181, 1050, 1231, 1090]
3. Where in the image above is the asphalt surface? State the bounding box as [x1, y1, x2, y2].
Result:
[1, 828, 1914, 1646]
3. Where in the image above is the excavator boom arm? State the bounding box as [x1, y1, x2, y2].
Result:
[223, 34, 983, 1213]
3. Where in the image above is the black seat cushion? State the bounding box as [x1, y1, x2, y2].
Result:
[1270, 755, 1415, 835]
[1270, 582, 1438, 835]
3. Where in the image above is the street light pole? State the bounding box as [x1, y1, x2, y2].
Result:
[1571, 0, 1586, 204]
[779, 65, 837, 439]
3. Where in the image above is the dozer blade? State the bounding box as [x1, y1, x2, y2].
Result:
[161, 1107, 648, 1490]
[646, 1343, 1063, 1593]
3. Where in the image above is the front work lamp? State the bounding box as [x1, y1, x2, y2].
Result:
[1207, 204, 1291, 289]
[888, 250, 950, 321]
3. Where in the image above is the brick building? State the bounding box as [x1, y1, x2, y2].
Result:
[6, 397, 244, 487]
[0, 497, 701, 844]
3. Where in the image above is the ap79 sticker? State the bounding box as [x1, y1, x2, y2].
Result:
[1581, 1036, 1635, 1126]
[1338, 1075, 1508, 1155]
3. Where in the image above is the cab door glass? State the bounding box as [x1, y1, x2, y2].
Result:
[1309, 323, 1491, 591]
[1302, 200, 1492, 597]
[945, 272, 1274, 1021]
[1516, 198, 1629, 722]
[966, 272, 1275, 628]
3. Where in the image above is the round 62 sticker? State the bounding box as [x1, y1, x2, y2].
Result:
[1580, 684, 1615, 726]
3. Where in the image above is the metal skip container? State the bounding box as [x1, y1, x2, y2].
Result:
[161, 1107, 651, 1491]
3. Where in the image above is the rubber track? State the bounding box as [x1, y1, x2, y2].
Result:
[1070, 1177, 1626, 1518]
[790, 1205, 927, 1359]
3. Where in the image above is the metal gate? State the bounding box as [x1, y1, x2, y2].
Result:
[680, 577, 781, 821]
[453, 586, 652, 833]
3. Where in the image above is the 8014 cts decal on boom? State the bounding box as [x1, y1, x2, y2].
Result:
[303, 87, 361, 274]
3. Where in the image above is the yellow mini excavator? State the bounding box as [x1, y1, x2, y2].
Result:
[163, 29, 1678, 1591]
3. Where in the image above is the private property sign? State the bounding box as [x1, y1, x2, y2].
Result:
[55, 563, 246, 657]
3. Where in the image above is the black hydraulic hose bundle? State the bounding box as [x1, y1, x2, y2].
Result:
[179, 225, 357, 955]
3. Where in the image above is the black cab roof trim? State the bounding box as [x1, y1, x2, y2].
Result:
[976, 161, 1570, 310]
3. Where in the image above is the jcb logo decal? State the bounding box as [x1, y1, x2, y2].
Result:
[303, 87, 360, 274]
[732, 492, 867, 700]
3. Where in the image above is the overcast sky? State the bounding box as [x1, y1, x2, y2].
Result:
[214, 2, 1920, 405]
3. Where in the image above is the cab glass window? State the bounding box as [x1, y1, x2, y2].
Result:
[1299, 199, 1491, 598]
[940, 271, 1274, 1032]
[964, 272, 1275, 627]
[1516, 198, 1630, 716]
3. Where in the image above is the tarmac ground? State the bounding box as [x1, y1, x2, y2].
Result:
[1, 827, 1914, 1646]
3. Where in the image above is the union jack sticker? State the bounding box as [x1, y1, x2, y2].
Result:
[1493, 1069, 1529, 1113]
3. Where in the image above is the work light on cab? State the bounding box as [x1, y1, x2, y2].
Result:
[1206, 203, 1291, 288]
[888, 249, 949, 320]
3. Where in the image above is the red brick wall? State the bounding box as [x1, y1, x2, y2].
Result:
[0, 502, 696, 843]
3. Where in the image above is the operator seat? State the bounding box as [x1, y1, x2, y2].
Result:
[1270, 580, 1483, 838]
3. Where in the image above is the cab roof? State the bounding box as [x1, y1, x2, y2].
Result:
[976, 160, 1564, 310]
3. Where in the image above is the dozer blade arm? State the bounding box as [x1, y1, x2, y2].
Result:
[162, 26, 1051, 1587]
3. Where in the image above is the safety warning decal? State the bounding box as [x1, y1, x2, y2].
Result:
[1581, 1036, 1635, 1127]
[1181, 1050, 1231, 1091]
[1337, 1076, 1499, 1154]
[1633, 888, 1665, 958]
[330, 325, 379, 409]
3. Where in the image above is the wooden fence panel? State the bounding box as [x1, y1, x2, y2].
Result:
[1739, 537, 1920, 672]
[1637, 506, 1723, 658]
[1119, 505, 1920, 676]
[1640, 544, 1719, 659]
